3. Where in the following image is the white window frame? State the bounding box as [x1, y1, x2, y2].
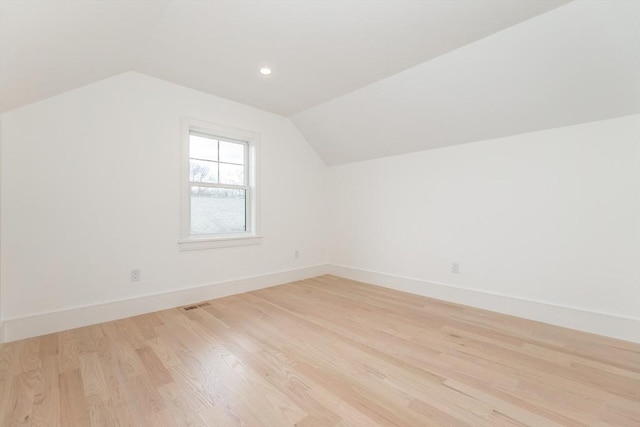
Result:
[179, 118, 261, 251]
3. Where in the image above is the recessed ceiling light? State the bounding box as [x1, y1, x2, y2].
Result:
[259, 67, 272, 76]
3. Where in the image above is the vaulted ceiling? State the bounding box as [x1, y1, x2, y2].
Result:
[1, 0, 638, 165]
[292, 0, 640, 164]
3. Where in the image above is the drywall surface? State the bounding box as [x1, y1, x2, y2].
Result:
[328, 115, 640, 334]
[293, 0, 639, 165]
[0, 72, 328, 327]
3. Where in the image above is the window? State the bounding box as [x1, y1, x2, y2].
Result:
[179, 119, 260, 250]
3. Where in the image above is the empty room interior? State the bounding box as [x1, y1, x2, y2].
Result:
[1, 0, 639, 425]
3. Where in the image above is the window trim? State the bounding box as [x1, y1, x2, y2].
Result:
[179, 118, 261, 251]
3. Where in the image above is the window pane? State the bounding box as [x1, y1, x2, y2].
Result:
[219, 163, 245, 185]
[190, 159, 218, 183]
[190, 134, 218, 161]
[190, 187, 246, 234]
[219, 140, 245, 164]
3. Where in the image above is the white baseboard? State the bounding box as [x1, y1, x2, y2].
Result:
[1, 264, 330, 343]
[327, 265, 640, 343]
[4, 263, 638, 344]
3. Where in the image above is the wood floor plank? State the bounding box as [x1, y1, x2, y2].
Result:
[1, 274, 638, 426]
[0, 370, 38, 426]
[59, 369, 90, 426]
[57, 330, 80, 374]
[146, 336, 182, 368]
[31, 356, 60, 427]
[38, 334, 59, 359]
[19, 338, 41, 373]
[157, 380, 211, 427]
[0, 342, 22, 394]
[136, 346, 173, 387]
[31, 386, 60, 427]
[79, 352, 110, 404]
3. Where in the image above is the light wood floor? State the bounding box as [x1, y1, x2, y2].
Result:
[1, 275, 639, 426]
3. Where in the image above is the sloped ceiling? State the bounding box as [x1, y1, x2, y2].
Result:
[1, 0, 638, 165]
[0, 0, 170, 114]
[292, 0, 640, 165]
[1, 0, 567, 115]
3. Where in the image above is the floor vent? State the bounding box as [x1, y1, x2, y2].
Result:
[183, 302, 210, 311]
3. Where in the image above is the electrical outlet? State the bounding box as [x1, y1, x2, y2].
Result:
[131, 269, 141, 281]
[294, 250, 300, 259]
[451, 263, 460, 274]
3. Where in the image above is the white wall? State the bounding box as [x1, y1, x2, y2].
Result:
[2, 72, 638, 343]
[328, 115, 640, 341]
[0, 72, 328, 340]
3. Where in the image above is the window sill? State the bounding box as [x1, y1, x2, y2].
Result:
[178, 235, 262, 251]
